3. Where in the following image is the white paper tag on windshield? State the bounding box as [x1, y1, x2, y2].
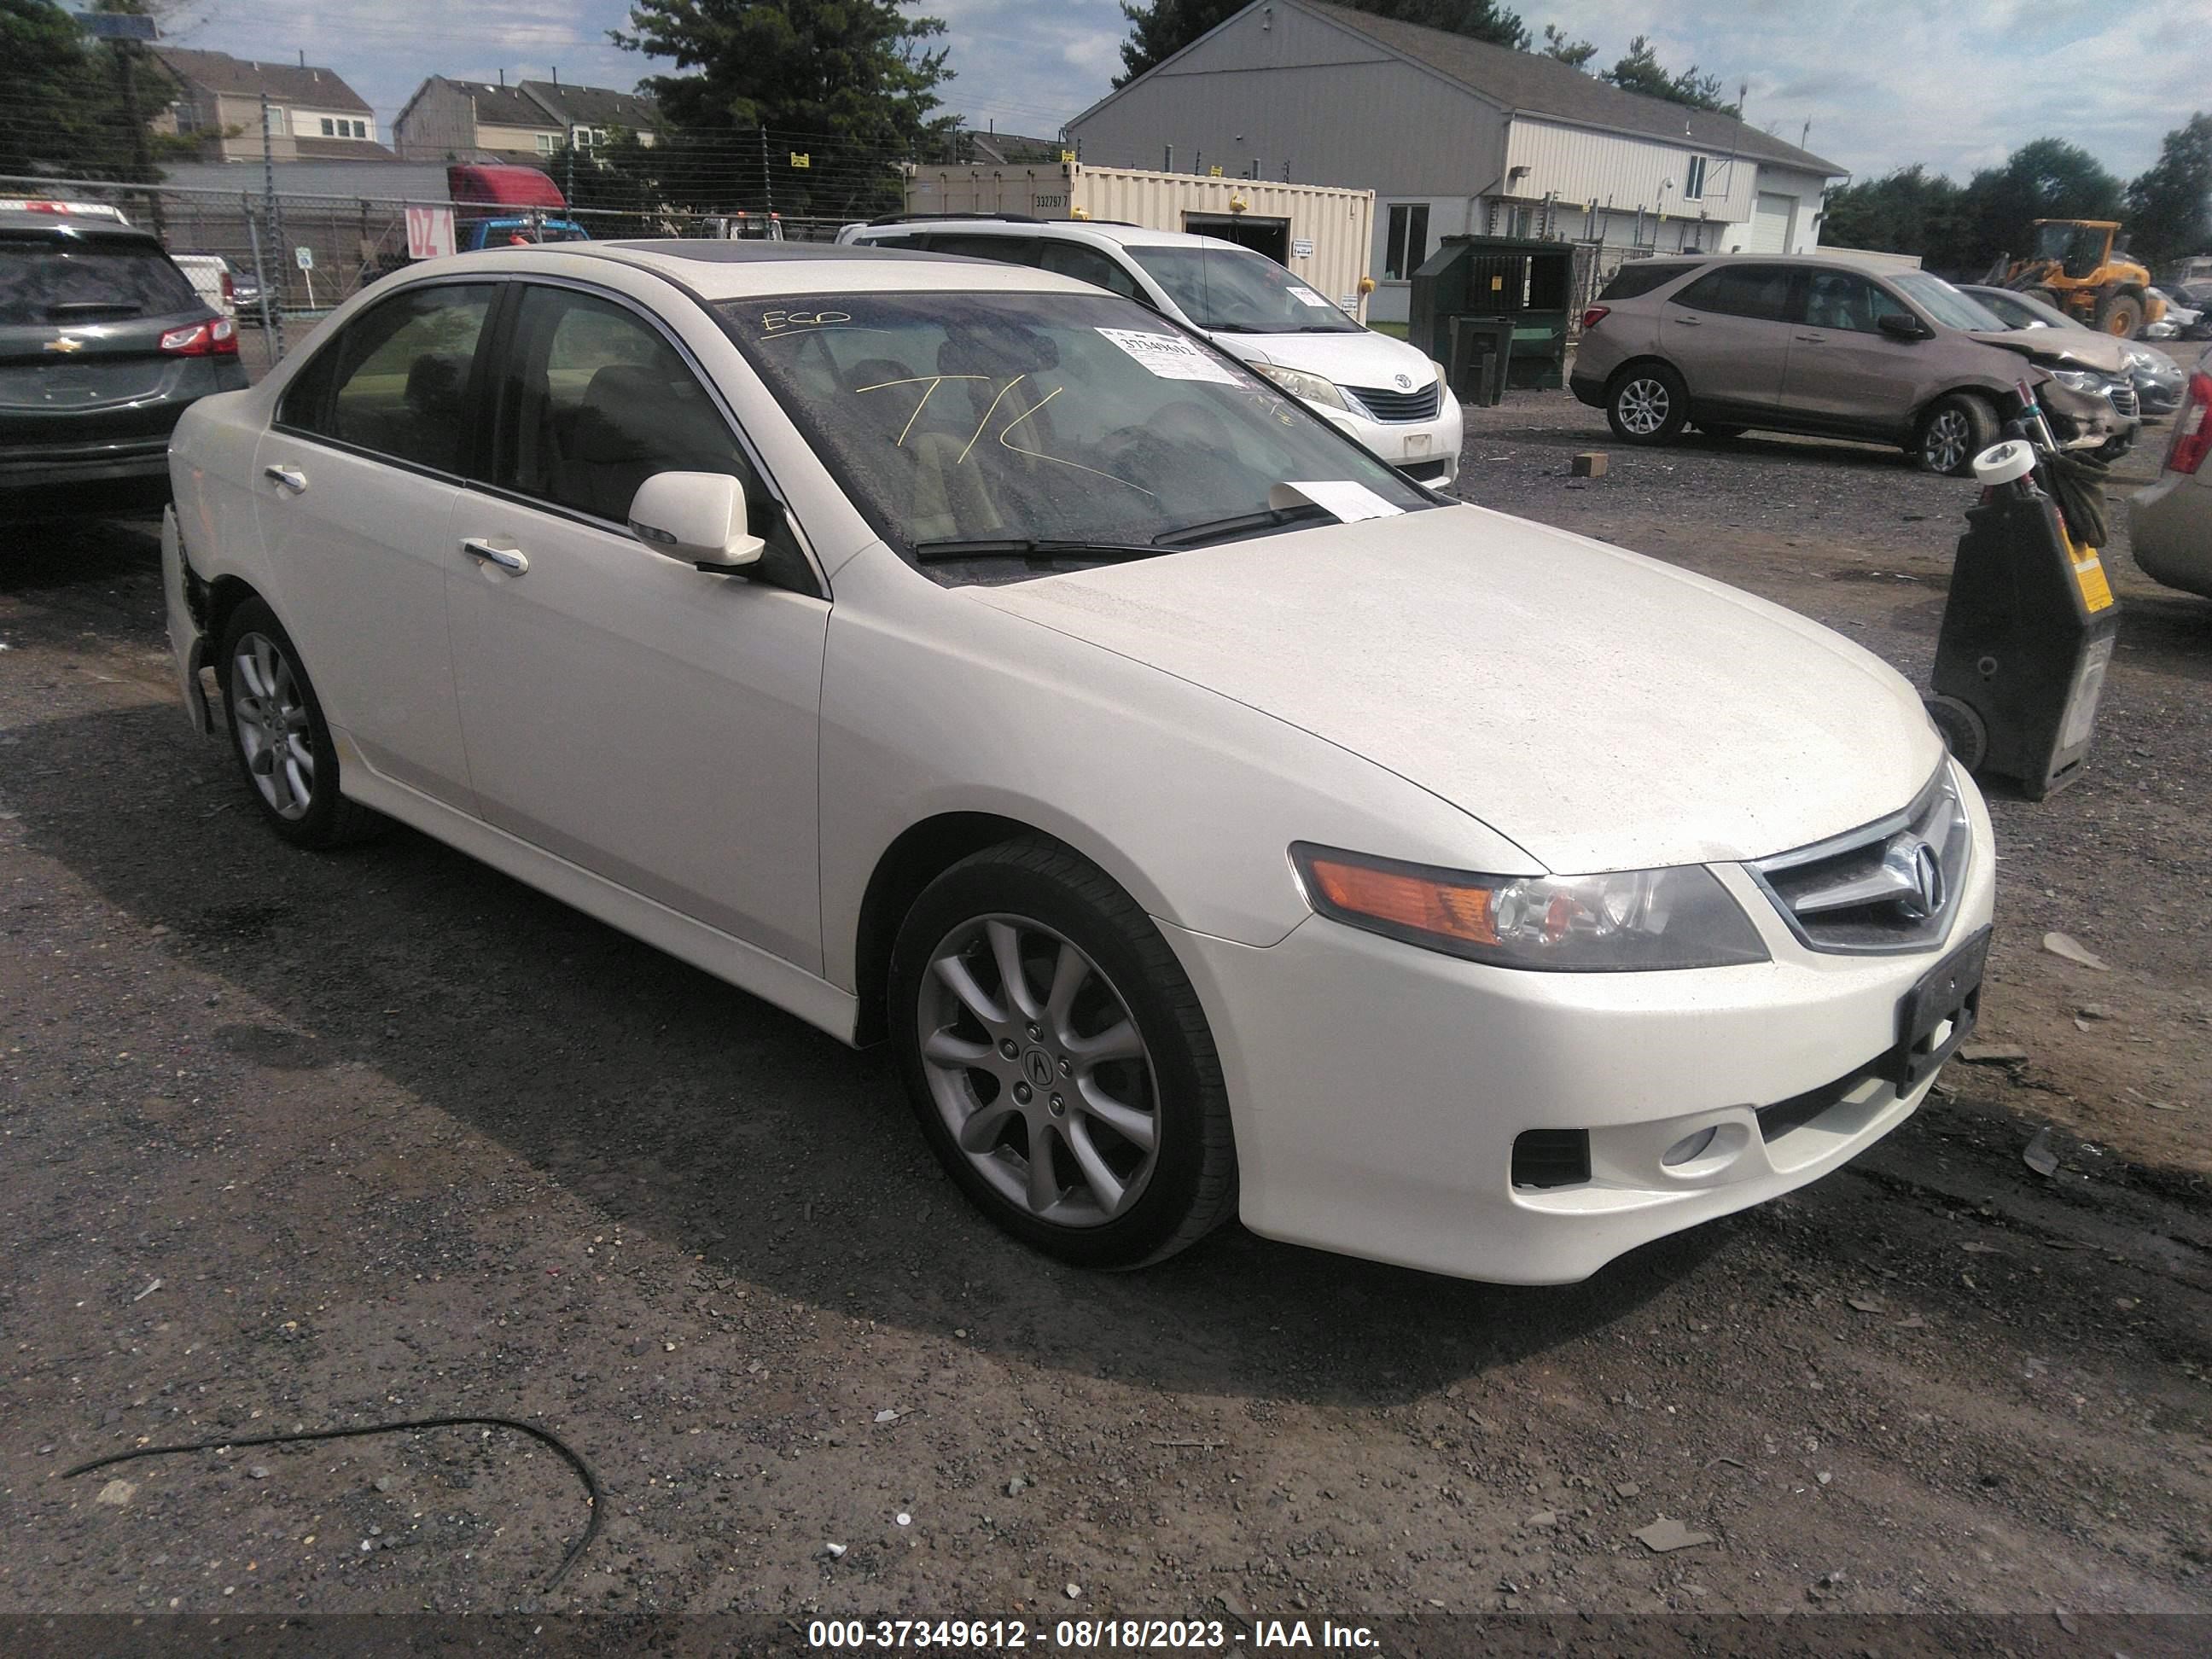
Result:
[1096, 327, 1241, 384]
[1272, 480, 1406, 522]
[1288, 286, 1332, 307]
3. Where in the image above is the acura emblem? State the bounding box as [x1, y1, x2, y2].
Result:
[46, 335, 84, 353]
[1393, 372, 1413, 388]
[1022, 1049, 1056, 1088]
[1883, 834, 1943, 919]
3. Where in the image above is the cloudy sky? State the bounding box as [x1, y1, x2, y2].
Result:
[161, 0, 2197, 183]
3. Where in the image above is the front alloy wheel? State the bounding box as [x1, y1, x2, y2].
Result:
[888, 836, 1237, 1269]
[918, 914, 1160, 1228]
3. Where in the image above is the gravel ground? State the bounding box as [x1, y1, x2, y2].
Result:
[2, 394, 2208, 1649]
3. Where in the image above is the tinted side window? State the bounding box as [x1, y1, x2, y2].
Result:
[282, 282, 496, 473]
[1803, 271, 1916, 334]
[1598, 263, 1688, 302]
[1672, 265, 1796, 323]
[492, 284, 811, 591]
[922, 234, 1040, 266]
[1038, 242, 1139, 297]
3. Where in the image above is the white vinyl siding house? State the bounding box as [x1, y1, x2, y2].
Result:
[1068, 0, 1848, 323]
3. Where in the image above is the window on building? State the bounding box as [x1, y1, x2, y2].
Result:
[536, 132, 557, 154]
[353, 119, 368, 138]
[319, 117, 335, 137]
[574, 126, 595, 148]
[1684, 156, 1708, 201]
[267, 106, 288, 135]
[1384, 201, 1429, 282]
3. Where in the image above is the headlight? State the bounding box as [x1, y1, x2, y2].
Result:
[1290, 844, 1771, 972]
[1250, 362, 1348, 410]
[1430, 358, 1447, 385]
[2046, 368, 2101, 393]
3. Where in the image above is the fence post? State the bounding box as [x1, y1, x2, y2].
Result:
[260, 93, 286, 357]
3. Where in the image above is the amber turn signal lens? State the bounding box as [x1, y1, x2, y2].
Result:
[1302, 854, 1500, 947]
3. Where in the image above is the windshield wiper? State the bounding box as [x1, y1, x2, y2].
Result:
[1150, 502, 1335, 549]
[911, 537, 1165, 567]
[1201, 322, 1263, 334]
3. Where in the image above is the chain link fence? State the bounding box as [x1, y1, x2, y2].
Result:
[6, 172, 851, 373]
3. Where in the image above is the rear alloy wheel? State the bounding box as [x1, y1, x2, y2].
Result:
[1606, 364, 1689, 444]
[889, 837, 1237, 1270]
[1913, 393, 1995, 476]
[218, 598, 381, 848]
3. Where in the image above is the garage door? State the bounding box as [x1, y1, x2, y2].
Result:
[1749, 191, 1796, 253]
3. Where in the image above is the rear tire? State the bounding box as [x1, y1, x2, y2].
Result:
[218, 598, 382, 849]
[1605, 364, 1689, 445]
[888, 836, 1237, 1271]
[1912, 393, 1996, 476]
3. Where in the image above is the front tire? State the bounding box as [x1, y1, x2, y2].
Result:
[218, 598, 381, 848]
[1605, 364, 1689, 445]
[888, 837, 1237, 1270]
[2096, 290, 2145, 337]
[1913, 393, 1996, 476]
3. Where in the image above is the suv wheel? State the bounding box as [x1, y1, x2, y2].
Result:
[1606, 365, 1688, 444]
[1912, 393, 1995, 476]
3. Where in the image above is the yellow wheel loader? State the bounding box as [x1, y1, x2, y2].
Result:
[1998, 220, 2165, 337]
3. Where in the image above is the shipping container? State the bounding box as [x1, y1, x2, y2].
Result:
[905, 162, 1376, 321]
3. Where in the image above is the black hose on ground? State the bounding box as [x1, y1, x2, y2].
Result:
[59, 1412, 602, 1589]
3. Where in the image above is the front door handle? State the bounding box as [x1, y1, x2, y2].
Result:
[1794, 332, 1827, 342]
[461, 537, 529, 574]
[262, 464, 307, 494]
[1671, 316, 1703, 326]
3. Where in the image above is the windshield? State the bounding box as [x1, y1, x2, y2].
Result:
[1891, 271, 2007, 333]
[1126, 244, 1361, 334]
[1972, 288, 2073, 331]
[721, 289, 1432, 575]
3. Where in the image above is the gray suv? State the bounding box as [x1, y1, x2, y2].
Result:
[1570, 253, 2122, 474]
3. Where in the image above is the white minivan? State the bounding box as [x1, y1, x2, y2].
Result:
[843, 216, 1464, 488]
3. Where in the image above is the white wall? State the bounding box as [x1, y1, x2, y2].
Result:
[1502, 118, 1755, 226]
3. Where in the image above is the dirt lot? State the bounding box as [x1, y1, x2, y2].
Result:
[2, 396, 2209, 1649]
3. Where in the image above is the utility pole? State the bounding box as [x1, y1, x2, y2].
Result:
[112, 39, 165, 237]
[760, 123, 774, 213]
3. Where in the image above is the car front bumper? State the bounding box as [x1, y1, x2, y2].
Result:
[1160, 777, 1998, 1284]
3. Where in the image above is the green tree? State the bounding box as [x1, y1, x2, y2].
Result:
[1821, 165, 1965, 264]
[1959, 138, 2125, 276]
[1116, 0, 1528, 89]
[1601, 34, 1727, 114]
[1538, 22, 1594, 68]
[2126, 111, 2212, 274]
[0, 0, 172, 179]
[614, 0, 957, 212]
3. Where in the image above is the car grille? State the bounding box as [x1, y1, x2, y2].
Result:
[1746, 766, 1971, 954]
[1346, 381, 1441, 422]
[2108, 381, 2139, 419]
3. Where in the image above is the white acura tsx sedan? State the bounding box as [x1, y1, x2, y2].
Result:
[161, 241, 1994, 1284]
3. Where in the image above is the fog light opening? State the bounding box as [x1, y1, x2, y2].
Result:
[1662, 1126, 1719, 1168]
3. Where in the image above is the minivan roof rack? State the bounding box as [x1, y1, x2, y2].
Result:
[864, 212, 1044, 226]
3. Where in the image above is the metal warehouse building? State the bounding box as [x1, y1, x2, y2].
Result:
[1068, 0, 1848, 323]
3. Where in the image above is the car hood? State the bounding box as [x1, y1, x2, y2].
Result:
[1214, 327, 1436, 387]
[972, 505, 1943, 872]
[1971, 328, 2130, 375]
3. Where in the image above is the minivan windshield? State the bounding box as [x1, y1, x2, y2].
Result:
[1891, 271, 2007, 333]
[722, 289, 1432, 576]
[1126, 244, 1362, 335]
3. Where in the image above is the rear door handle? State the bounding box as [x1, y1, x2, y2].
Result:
[262, 464, 306, 493]
[1672, 316, 1703, 326]
[461, 537, 528, 574]
[1794, 332, 1827, 342]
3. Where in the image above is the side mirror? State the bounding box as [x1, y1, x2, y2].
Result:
[627, 471, 765, 573]
[1876, 311, 1926, 341]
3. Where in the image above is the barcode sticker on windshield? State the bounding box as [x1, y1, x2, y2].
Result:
[1096, 327, 1242, 384]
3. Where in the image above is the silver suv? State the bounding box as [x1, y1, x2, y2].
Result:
[1569, 253, 2126, 474]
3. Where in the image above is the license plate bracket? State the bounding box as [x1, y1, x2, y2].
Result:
[1880, 925, 1991, 1088]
